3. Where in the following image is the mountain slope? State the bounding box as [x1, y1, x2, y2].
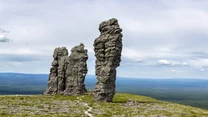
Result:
[0, 93, 207, 117]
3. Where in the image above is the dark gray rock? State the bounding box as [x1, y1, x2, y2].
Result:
[93, 18, 123, 102]
[44, 47, 68, 95]
[64, 43, 88, 95]
[44, 44, 88, 95]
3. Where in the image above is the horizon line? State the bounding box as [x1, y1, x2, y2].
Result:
[0, 72, 207, 80]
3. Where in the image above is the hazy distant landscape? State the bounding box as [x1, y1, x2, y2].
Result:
[0, 73, 207, 110]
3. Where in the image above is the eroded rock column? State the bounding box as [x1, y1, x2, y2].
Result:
[64, 43, 88, 95]
[44, 47, 68, 95]
[93, 18, 123, 102]
[44, 43, 88, 95]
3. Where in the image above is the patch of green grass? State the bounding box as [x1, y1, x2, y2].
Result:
[113, 93, 159, 103]
[51, 95, 77, 101]
[0, 93, 207, 117]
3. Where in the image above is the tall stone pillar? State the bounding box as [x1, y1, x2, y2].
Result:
[64, 43, 88, 95]
[44, 44, 88, 95]
[93, 18, 123, 102]
[44, 47, 68, 94]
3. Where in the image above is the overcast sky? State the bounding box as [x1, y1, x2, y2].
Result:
[0, 0, 208, 78]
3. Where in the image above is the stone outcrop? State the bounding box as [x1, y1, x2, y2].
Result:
[44, 47, 68, 95]
[93, 18, 123, 102]
[64, 43, 88, 95]
[44, 43, 88, 95]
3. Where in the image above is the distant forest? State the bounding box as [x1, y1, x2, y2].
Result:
[0, 73, 208, 110]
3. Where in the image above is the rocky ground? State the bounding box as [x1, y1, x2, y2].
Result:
[0, 93, 207, 117]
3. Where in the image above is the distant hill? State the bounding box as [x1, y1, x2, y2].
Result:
[0, 73, 208, 110]
[0, 73, 48, 94]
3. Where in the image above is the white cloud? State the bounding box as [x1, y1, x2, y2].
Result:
[188, 59, 208, 68]
[200, 69, 205, 71]
[158, 59, 171, 65]
[0, 35, 5, 38]
[158, 59, 189, 66]
[134, 59, 144, 63]
[170, 69, 185, 73]
[0, 35, 10, 42]
[0, 48, 48, 55]
[182, 62, 188, 66]
[122, 48, 142, 59]
[171, 69, 176, 72]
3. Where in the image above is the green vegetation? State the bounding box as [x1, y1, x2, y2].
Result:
[1, 73, 208, 110]
[0, 93, 207, 117]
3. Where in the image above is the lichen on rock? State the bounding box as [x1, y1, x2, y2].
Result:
[93, 18, 123, 102]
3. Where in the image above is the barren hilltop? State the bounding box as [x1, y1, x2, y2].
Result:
[0, 93, 208, 117]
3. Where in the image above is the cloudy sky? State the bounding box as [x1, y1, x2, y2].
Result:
[0, 0, 208, 78]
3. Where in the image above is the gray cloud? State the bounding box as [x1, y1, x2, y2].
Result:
[0, 54, 50, 62]
[0, 35, 10, 43]
[134, 59, 145, 63]
[188, 51, 208, 58]
[0, 27, 10, 33]
[0, 0, 207, 78]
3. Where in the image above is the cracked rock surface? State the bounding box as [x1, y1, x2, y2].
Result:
[93, 18, 123, 102]
[64, 43, 88, 95]
[44, 43, 88, 95]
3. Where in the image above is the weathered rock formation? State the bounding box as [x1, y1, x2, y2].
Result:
[93, 18, 123, 102]
[44, 43, 88, 95]
[44, 47, 68, 95]
[64, 43, 88, 95]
